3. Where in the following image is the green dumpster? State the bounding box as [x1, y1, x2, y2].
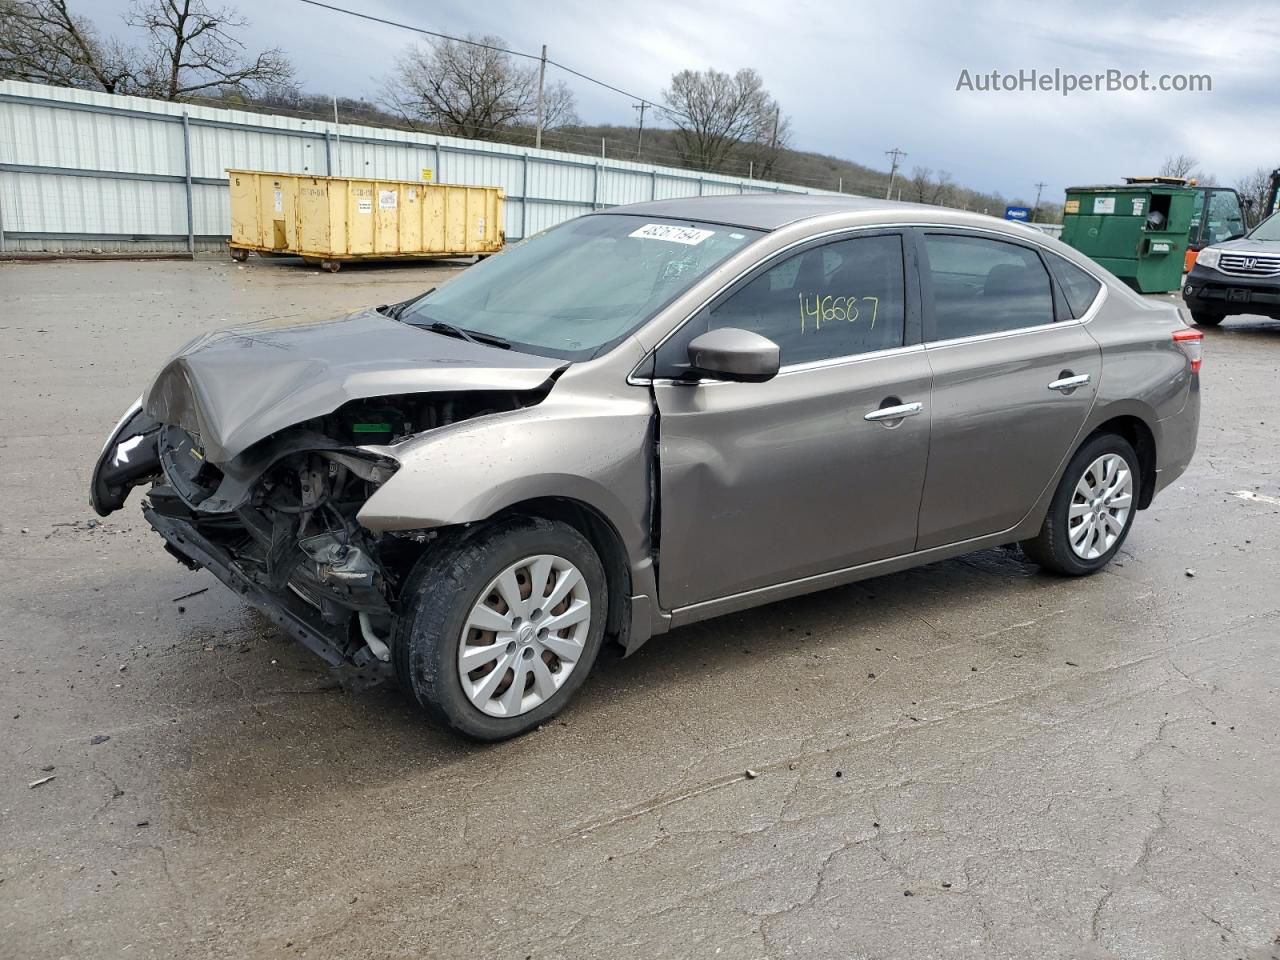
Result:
[1060, 179, 1195, 293]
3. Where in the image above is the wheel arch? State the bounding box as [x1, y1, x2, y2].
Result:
[491, 496, 634, 649]
[1087, 414, 1158, 509]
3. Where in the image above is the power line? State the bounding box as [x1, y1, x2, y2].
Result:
[291, 0, 681, 119]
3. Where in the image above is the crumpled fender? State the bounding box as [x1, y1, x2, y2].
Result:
[356, 389, 654, 562]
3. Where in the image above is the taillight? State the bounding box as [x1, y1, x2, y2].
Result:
[1173, 328, 1203, 373]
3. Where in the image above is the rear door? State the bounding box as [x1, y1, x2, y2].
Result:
[914, 230, 1101, 550]
[650, 230, 932, 608]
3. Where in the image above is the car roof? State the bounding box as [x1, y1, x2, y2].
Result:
[591, 193, 953, 231]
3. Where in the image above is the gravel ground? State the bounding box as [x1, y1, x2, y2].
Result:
[2, 257, 1278, 960]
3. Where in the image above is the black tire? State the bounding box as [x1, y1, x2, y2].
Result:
[392, 517, 608, 740]
[1190, 308, 1225, 327]
[1021, 433, 1141, 576]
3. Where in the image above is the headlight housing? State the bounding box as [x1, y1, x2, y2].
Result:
[1196, 247, 1221, 270]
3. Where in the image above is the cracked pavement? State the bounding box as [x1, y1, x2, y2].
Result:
[2, 259, 1279, 959]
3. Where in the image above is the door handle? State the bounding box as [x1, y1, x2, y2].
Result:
[1048, 373, 1091, 392]
[864, 401, 924, 422]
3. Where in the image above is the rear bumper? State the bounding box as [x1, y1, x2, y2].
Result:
[143, 504, 393, 682]
[1154, 376, 1200, 498]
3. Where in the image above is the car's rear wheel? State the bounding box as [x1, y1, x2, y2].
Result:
[1190, 308, 1225, 327]
[393, 517, 607, 740]
[1021, 433, 1140, 576]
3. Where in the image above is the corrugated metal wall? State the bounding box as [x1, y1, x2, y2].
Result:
[0, 80, 844, 256]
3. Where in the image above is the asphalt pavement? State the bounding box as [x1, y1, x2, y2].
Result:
[2, 257, 1278, 959]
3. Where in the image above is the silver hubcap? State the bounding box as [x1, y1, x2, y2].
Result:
[456, 554, 591, 718]
[1068, 453, 1134, 560]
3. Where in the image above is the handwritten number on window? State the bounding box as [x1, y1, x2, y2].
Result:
[797, 294, 879, 334]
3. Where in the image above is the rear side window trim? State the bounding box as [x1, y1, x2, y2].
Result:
[1045, 251, 1105, 319]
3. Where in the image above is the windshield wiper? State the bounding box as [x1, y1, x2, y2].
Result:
[376, 288, 436, 320]
[424, 320, 511, 350]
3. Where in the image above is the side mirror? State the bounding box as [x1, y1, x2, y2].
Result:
[687, 328, 780, 383]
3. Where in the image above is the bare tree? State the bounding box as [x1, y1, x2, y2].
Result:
[661, 68, 785, 173]
[904, 166, 954, 206]
[0, 0, 133, 92]
[928, 170, 955, 206]
[1235, 166, 1276, 226]
[128, 0, 293, 101]
[383, 35, 576, 140]
[1159, 153, 1197, 179]
[906, 166, 933, 203]
[1157, 153, 1216, 185]
[737, 111, 791, 179]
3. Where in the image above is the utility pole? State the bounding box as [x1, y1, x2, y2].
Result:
[534, 44, 547, 150]
[633, 102, 647, 159]
[885, 147, 906, 200]
[1032, 180, 1047, 221]
[332, 94, 341, 177]
[769, 106, 780, 151]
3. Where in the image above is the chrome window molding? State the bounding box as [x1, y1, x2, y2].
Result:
[626, 220, 1111, 385]
[922, 283, 1108, 352]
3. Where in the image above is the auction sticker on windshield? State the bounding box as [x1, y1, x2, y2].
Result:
[629, 223, 715, 245]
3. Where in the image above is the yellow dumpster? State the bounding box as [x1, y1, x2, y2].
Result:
[226, 170, 505, 271]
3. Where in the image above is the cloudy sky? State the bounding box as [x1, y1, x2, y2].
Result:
[91, 0, 1280, 203]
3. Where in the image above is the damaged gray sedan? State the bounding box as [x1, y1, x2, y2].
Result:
[91, 196, 1201, 739]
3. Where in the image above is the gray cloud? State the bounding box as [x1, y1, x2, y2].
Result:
[89, 0, 1280, 201]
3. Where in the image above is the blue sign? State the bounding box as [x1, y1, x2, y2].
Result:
[1005, 205, 1031, 221]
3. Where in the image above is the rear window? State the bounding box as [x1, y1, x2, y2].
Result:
[1048, 255, 1103, 319]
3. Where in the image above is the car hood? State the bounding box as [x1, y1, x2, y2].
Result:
[143, 309, 566, 463]
[1210, 237, 1280, 256]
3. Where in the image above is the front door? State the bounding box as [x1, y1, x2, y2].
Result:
[914, 230, 1102, 549]
[650, 230, 933, 609]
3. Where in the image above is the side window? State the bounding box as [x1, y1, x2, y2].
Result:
[923, 234, 1054, 340]
[1188, 189, 1206, 246]
[1047, 254, 1103, 319]
[1206, 190, 1246, 244]
[703, 234, 906, 366]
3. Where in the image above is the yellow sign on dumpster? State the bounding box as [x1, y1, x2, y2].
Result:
[420, 167, 434, 182]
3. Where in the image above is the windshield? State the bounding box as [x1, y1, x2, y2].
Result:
[1250, 212, 1280, 242]
[399, 214, 763, 360]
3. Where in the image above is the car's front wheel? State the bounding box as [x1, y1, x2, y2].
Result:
[393, 517, 607, 740]
[1021, 433, 1140, 576]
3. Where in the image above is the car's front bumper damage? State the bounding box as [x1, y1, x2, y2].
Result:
[143, 501, 396, 685]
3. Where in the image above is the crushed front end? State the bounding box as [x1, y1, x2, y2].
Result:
[94, 391, 547, 679]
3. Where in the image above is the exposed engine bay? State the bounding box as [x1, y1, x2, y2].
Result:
[96, 389, 551, 677]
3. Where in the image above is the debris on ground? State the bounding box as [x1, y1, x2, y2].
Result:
[171, 587, 209, 603]
[28, 776, 55, 788]
[1185, 568, 1197, 578]
[745, 769, 759, 779]
[89, 734, 110, 745]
